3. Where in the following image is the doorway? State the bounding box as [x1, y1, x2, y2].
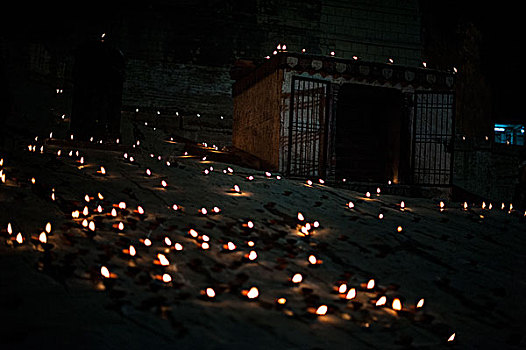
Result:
[71, 39, 125, 141]
[335, 84, 405, 183]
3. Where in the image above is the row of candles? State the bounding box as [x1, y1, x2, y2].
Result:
[7, 132, 508, 344]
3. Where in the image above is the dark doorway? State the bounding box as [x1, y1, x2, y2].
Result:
[335, 84, 405, 183]
[71, 39, 124, 141]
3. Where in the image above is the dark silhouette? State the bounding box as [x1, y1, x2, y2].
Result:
[70, 38, 125, 141]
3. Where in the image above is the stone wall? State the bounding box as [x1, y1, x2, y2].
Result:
[453, 138, 522, 202]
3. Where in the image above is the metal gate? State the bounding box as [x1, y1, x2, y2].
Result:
[412, 91, 455, 185]
[282, 77, 329, 177]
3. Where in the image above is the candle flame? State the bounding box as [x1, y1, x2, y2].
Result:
[246, 287, 259, 299]
[227, 242, 236, 250]
[157, 253, 169, 266]
[118, 202, 126, 209]
[162, 274, 172, 283]
[202, 242, 210, 250]
[416, 298, 424, 308]
[347, 202, 354, 209]
[247, 221, 254, 228]
[400, 201, 405, 209]
[297, 212, 304, 221]
[233, 184, 240, 192]
[16, 232, 23, 244]
[189, 229, 198, 238]
[375, 296, 387, 306]
[365, 192, 370, 198]
[367, 279, 375, 289]
[129, 245, 136, 256]
[39, 232, 47, 244]
[98, 193, 104, 200]
[84, 194, 90, 202]
[7, 223, 12, 235]
[392, 298, 402, 311]
[88, 221, 95, 231]
[144, 238, 152, 246]
[101, 266, 110, 278]
[248, 251, 257, 260]
[346, 288, 356, 300]
[308, 255, 317, 264]
[277, 297, 287, 304]
[45, 222, 51, 234]
[111, 208, 117, 217]
[316, 305, 328, 315]
[292, 273, 303, 283]
[338, 283, 347, 294]
[164, 237, 172, 246]
[448, 333, 455, 342]
[99, 166, 106, 174]
[118, 222, 124, 231]
[206, 288, 216, 298]
[137, 206, 144, 214]
[161, 180, 167, 187]
[174, 243, 183, 250]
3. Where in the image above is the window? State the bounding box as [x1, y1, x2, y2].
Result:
[494, 124, 524, 146]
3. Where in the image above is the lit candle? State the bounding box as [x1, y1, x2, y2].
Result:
[416, 298, 424, 308]
[101, 266, 111, 278]
[244, 287, 259, 299]
[33, 231, 46, 245]
[156, 253, 169, 266]
[345, 288, 356, 300]
[375, 296, 387, 306]
[316, 305, 328, 315]
[291, 273, 303, 283]
[392, 298, 402, 311]
[162, 274, 172, 283]
[206, 288, 216, 298]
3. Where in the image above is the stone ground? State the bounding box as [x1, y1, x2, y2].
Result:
[1, 122, 525, 349]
